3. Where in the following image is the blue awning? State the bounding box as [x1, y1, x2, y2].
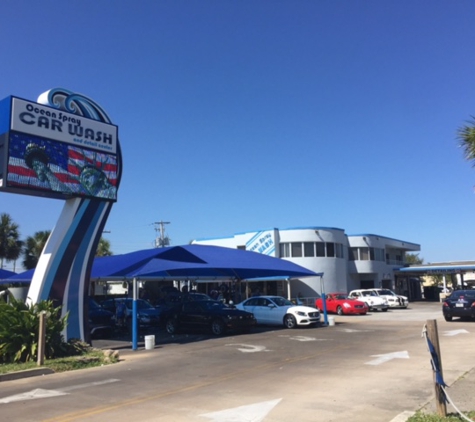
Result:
[92, 244, 322, 281]
[4, 244, 321, 283]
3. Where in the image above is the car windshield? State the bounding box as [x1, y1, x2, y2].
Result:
[378, 290, 395, 296]
[361, 291, 377, 297]
[333, 294, 349, 300]
[270, 297, 293, 307]
[200, 300, 228, 311]
[450, 291, 475, 300]
[124, 299, 154, 310]
[89, 299, 102, 310]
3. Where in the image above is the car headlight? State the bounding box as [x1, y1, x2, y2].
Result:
[295, 311, 306, 316]
[343, 303, 351, 308]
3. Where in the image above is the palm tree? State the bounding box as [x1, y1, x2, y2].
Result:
[458, 116, 475, 166]
[96, 238, 113, 257]
[22, 230, 51, 270]
[0, 213, 22, 270]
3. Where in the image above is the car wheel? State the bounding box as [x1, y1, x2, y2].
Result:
[337, 306, 344, 316]
[283, 314, 297, 329]
[382, 308, 388, 312]
[166, 318, 179, 334]
[211, 319, 225, 336]
[444, 315, 453, 322]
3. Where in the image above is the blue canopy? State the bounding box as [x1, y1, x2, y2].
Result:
[92, 244, 321, 281]
[0, 268, 34, 284]
[0, 268, 17, 285]
[0, 268, 15, 278]
[0, 244, 322, 283]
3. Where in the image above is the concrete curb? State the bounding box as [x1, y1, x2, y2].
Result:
[0, 367, 55, 382]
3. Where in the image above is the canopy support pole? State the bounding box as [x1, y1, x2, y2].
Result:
[132, 277, 138, 351]
[286, 279, 291, 300]
[320, 275, 328, 325]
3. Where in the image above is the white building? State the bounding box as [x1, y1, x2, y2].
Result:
[192, 226, 420, 300]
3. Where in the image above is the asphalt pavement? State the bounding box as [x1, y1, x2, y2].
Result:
[1, 301, 474, 421]
[91, 304, 475, 421]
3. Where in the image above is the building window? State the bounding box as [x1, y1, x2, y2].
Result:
[349, 247, 357, 261]
[326, 242, 335, 257]
[279, 243, 290, 258]
[360, 247, 369, 260]
[369, 247, 375, 260]
[303, 242, 315, 257]
[336, 243, 343, 258]
[316, 242, 325, 257]
[291, 242, 303, 257]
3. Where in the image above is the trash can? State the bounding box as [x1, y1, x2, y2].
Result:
[145, 335, 155, 350]
[328, 316, 335, 326]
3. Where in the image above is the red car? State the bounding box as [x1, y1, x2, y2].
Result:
[315, 293, 368, 315]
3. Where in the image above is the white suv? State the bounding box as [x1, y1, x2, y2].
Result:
[370, 288, 408, 308]
[348, 289, 389, 312]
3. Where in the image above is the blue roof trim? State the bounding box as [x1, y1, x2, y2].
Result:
[348, 233, 420, 246]
[397, 265, 475, 273]
[279, 226, 345, 232]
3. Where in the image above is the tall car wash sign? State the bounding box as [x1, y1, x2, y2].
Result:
[0, 95, 119, 200]
[0, 88, 122, 342]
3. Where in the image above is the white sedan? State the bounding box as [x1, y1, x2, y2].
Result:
[370, 288, 408, 308]
[348, 289, 389, 312]
[236, 296, 320, 328]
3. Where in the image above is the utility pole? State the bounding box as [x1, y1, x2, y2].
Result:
[154, 221, 171, 248]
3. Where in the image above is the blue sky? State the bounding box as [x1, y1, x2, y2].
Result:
[1, 0, 475, 269]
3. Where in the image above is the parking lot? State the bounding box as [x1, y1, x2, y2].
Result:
[1, 301, 474, 422]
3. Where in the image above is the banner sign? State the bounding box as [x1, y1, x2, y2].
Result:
[246, 230, 276, 256]
[0, 96, 119, 201]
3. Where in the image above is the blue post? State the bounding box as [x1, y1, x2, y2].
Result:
[320, 276, 328, 325]
[132, 278, 138, 351]
[321, 292, 329, 326]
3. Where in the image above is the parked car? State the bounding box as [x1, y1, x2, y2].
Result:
[101, 298, 161, 331]
[442, 289, 475, 321]
[348, 289, 389, 312]
[236, 295, 320, 328]
[369, 288, 408, 308]
[165, 300, 256, 336]
[156, 291, 212, 323]
[88, 298, 115, 338]
[315, 293, 368, 315]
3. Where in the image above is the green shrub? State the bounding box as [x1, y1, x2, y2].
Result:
[0, 297, 70, 363]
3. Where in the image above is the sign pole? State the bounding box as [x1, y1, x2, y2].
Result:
[426, 319, 447, 417]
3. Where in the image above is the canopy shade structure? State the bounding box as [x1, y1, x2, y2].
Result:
[0, 268, 18, 285]
[0, 244, 322, 284]
[0, 268, 35, 283]
[0, 268, 16, 279]
[92, 244, 322, 281]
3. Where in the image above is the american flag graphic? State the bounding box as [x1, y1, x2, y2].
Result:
[7, 132, 118, 199]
